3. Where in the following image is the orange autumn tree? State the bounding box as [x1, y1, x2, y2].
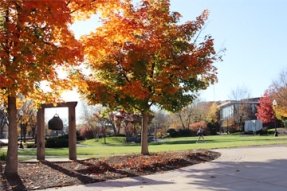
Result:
[81, 0, 221, 155]
[0, 0, 81, 175]
[0, 0, 122, 175]
[269, 70, 287, 119]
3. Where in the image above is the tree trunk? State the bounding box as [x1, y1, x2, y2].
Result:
[0, 122, 3, 138]
[116, 120, 122, 135]
[141, 111, 149, 155]
[178, 113, 186, 129]
[5, 96, 18, 175]
[110, 120, 117, 135]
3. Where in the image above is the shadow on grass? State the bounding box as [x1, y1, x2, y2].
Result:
[101, 142, 139, 147]
[96, 139, 216, 146]
[18, 148, 68, 157]
[151, 139, 215, 145]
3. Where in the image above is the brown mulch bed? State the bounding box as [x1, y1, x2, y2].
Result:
[0, 150, 220, 191]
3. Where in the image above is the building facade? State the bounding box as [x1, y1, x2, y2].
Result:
[218, 98, 260, 133]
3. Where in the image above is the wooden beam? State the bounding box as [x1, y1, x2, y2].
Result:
[37, 108, 45, 161]
[41, 102, 77, 109]
[68, 105, 77, 160]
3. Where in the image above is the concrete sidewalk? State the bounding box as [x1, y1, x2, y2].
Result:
[39, 146, 287, 191]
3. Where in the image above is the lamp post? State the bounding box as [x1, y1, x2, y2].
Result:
[19, 110, 24, 148]
[239, 115, 243, 132]
[272, 99, 278, 137]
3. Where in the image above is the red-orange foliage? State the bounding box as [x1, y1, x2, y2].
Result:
[81, 1, 220, 111]
[256, 92, 275, 124]
[0, 0, 124, 174]
[0, 0, 123, 102]
[0, 0, 83, 101]
[80, 0, 222, 155]
[190, 121, 207, 131]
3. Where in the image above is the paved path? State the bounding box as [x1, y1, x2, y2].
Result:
[40, 146, 287, 191]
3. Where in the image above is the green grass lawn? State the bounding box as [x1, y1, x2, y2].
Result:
[1, 134, 287, 160]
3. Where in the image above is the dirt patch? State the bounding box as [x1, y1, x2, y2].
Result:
[0, 150, 220, 191]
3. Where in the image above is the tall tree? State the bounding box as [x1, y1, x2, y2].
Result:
[80, 0, 221, 155]
[0, 0, 122, 175]
[256, 91, 275, 124]
[0, 0, 82, 175]
[270, 69, 287, 119]
[206, 102, 219, 123]
[176, 104, 194, 129]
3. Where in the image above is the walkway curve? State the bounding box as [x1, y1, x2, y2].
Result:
[39, 145, 287, 191]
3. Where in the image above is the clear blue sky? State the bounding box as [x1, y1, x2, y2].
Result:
[71, 0, 287, 102]
[170, 0, 287, 101]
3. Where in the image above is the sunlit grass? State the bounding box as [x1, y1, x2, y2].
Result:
[1, 134, 286, 161]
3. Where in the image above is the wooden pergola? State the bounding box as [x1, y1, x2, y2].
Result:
[36, 102, 77, 161]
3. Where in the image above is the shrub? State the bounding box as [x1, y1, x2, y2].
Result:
[46, 135, 68, 148]
[207, 122, 220, 135]
[228, 126, 239, 133]
[167, 128, 178, 137]
[26, 142, 36, 148]
[190, 121, 207, 130]
[126, 136, 141, 143]
[78, 127, 95, 140]
[177, 129, 194, 137]
[76, 130, 84, 141]
[0, 153, 6, 161]
[256, 128, 268, 135]
[126, 135, 155, 143]
[190, 121, 209, 135]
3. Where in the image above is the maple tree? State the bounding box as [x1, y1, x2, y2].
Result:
[256, 91, 275, 124]
[0, 0, 80, 175]
[0, 0, 123, 175]
[80, 0, 221, 154]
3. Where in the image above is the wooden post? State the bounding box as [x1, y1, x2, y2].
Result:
[141, 111, 149, 155]
[37, 108, 45, 161]
[36, 102, 77, 161]
[68, 105, 77, 160]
